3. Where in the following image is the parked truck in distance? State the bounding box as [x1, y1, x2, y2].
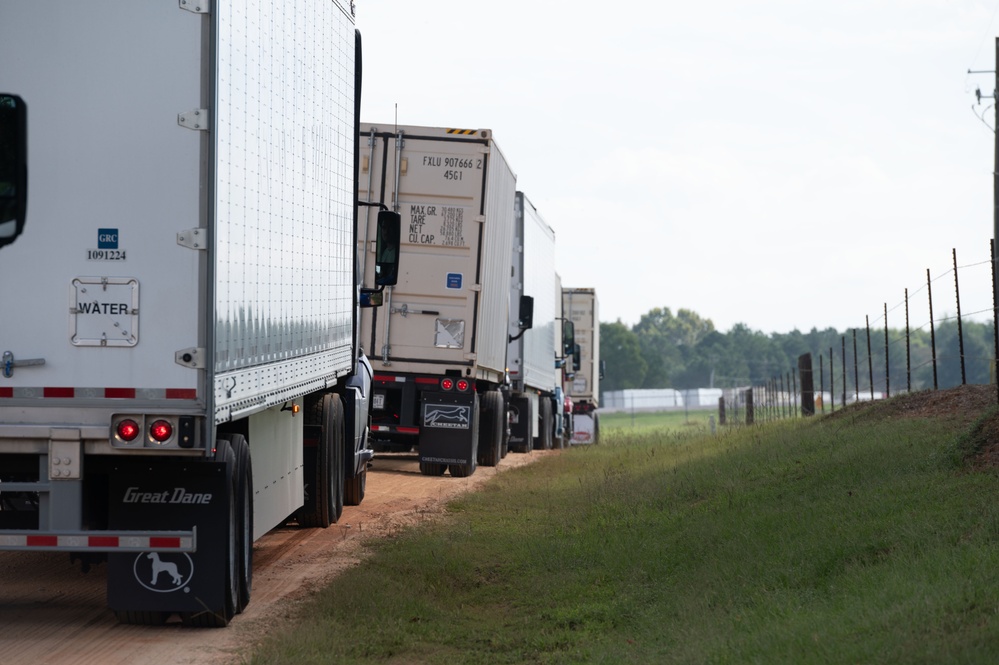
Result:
[0, 0, 399, 626]
[562, 288, 601, 444]
[358, 124, 523, 477]
[507, 192, 563, 452]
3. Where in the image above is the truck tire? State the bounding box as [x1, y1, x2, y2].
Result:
[299, 394, 345, 528]
[477, 390, 503, 467]
[534, 398, 553, 451]
[419, 461, 447, 476]
[181, 437, 239, 627]
[344, 466, 366, 506]
[448, 458, 476, 478]
[231, 434, 253, 613]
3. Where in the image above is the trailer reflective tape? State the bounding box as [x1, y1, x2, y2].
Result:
[374, 374, 405, 383]
[446, 128, 477, 136]
[0, 530, 196, 552]
[0, 387, 196, 399]
[414, 377, 439, 385]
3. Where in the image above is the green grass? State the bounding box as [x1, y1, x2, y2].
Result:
[601, 407, 717, 434]
[247, 402, 999, 664]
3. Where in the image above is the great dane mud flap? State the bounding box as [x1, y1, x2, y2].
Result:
[420, 390, 478, 466]
[107, 459, 230, 615]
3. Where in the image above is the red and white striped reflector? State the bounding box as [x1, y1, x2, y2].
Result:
[0, 388, 197, 400]
[0, 530, 196, 552]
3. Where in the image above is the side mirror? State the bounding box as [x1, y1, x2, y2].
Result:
[0, 94, 28, 250]
[599, 359, 606, 380]
[518, 295, 534, 330]
[572, 343, 581, 372]
[374, 210, 400, 286]
[561, 320, 575, 356]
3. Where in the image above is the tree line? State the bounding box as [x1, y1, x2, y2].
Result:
[600, 307, 996, 395]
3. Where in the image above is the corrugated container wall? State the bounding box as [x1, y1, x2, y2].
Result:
[509, 193, 557, 392]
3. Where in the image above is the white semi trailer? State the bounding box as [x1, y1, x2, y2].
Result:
[0, 1, 399, 626]
[507, 193, 560, 452]
[562, 288, 601, 444]
[358, 124, 524, 476]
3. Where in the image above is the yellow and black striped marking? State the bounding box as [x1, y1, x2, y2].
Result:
[445, 128, 477, 136]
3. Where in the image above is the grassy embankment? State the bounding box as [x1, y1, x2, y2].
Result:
[247, 395, 999, 664]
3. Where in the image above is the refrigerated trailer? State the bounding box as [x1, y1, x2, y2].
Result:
[563, 288, 601, 444]
[358, 124, 524, 476]
[507, 192, 560, 452]
[0, 0, 399, 627]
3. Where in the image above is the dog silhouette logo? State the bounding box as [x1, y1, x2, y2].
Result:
[133, 551, 194, 593]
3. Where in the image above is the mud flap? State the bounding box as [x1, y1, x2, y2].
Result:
[106, 459, 231, 616]
[419, 390, 478, 467]
[508, 395, 534, 452]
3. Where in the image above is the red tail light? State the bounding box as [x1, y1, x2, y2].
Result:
[149, 419, 173, 443]
[441, 378, 454, 391]
[116, 419, 140, 442]
[456, 379, 470, 392]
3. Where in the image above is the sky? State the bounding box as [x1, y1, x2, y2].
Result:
[358, 1, 999, 335]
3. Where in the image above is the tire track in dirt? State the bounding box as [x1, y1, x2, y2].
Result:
[0, 449, 554, 665]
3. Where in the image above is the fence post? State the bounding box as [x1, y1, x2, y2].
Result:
[884, 303, 890, 398]
[841, 336, 847, 406]
[829, 346, 835, 412]
[853, 329, 860, 402]
[819, 353, 825, 414]
[866, 315, 874, 400]
[799, 353, 815, 416]
[746, 388, 754, 425]
[779, 373, 786, 419]
[905, 287, 911, 393]
[927, 268, 938, 390]
[953, 248, 966, 385]
[718, 396, 726, 426]
[790, 371, 798, 417]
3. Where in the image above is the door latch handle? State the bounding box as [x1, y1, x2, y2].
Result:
[2, 350, 46, 378]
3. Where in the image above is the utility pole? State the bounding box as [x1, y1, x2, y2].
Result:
[970, 41, 999, 401]
[969, 40, 999, 266]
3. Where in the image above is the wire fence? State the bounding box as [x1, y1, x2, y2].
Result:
[717, 240, 999, 425]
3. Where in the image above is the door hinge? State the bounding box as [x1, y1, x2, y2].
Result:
[175, 347, 206, 369]
[177, 228, 207, 250]
[179, 0, 211, 14]
[178, 109, 209, 131]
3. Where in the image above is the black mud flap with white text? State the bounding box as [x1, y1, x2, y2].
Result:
[419, 390, 478, 466]
[106, 458, 231, 615]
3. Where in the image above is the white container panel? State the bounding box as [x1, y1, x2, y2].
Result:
[358, 125, 515, 380]
[214, 0, 356, 412]
[563, 288, 600, 405]
[517, 194, 557, 392]
[0, 3, 202, 397]
[475, 140, 517, 376]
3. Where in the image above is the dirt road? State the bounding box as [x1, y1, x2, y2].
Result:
[0, 450, 552, 665]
